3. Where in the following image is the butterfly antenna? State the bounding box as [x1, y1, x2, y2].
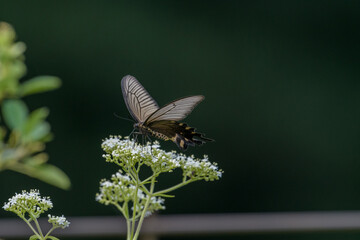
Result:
[113, 112, 135, 123]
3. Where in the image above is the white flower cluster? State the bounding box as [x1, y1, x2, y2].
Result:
[102, 136, 179, 172]
[96, 171, 165, 217]
[48, 214, 70, 229]
[3, 189, 53, 217]
[96, 171, 132, 204]
[98, 135, 222, 219]
[101, 136, 223, 179]
[177, 154, 222, 181]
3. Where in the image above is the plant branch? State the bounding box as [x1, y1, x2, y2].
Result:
[153, 178, 196, 196]
[133, 177, 155, 240]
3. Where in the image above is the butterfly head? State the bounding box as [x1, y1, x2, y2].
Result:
[133, 122, 146, 134]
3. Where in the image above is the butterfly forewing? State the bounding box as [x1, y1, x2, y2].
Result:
[145, 96, 204, 124]
[121, 75, 159, 123]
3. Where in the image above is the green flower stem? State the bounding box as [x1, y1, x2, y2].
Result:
[130, 182, 140, 239]
[114, 203, 127, 219]
[139, 176, 155, 196]
[115, 202, 132, 240]
[136, 162, 143, 172]
[153, 179, 195, 196]
[31, 213, 44, 238]
[123, 201, 130, 218]
[126, 219, 131, 240]
[21, 217, 41, 239]
[140, 175, 154, 185]
[133, 177, 156, 240]
[44, 226, 57, 239]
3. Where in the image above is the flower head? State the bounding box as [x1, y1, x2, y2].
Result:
[101, 136, 223, 179]
[3, 189, 53, 218]
[96, 171, 134, 204]
[179, 154, 223, 181]
[48, 214, 70, 229]
[96, 170, 165, 219]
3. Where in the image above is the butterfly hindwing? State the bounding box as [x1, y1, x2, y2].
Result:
[147, 120, 213, 150]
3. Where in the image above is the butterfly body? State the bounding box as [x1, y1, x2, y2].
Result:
[134, 122, 170, 141]
[121, 75, 213, 150]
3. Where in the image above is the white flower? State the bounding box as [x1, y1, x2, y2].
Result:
[102, 137, 121, 149]
[48, 214, 70, 229]
[144, 211, 152, 217]
[101, 181, 113, 187]
[137, 189, 145, 199]
[2, 203, 9, 210]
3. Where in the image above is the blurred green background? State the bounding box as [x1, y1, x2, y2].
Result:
[1, 1, 360, 239]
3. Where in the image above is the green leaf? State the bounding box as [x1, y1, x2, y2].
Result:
[0, 126, 6, 141]
[21, 163, 71, 190]
[23, 107, 49, 133]
[23, 153, 49, 166]
[19, 76, 61, 97]
[29, 234, 40, 240]
[0, 148, 18, 164]
[26, 122, 51, 141]
[46, 236, 60, 240]
[2, 99, 28, 130]
[22, 108, 50, 142]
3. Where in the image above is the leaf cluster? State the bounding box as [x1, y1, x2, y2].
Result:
[0, 22, 69, 189]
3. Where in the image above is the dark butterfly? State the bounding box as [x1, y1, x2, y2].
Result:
[121, 75, 213, 150]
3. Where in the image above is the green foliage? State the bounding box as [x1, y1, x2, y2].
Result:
[2, 99, 28, 130]
[19, 76, 62, 97]
[0, 22, 70, 189]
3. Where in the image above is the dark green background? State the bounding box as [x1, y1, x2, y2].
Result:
[1, 1, 360, 239]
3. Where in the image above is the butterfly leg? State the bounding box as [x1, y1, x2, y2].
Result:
[142, 134, 145, 146]
[128, 128, 136, 141]
[146, 134, 153, 145]
[131, 132, 142, 149]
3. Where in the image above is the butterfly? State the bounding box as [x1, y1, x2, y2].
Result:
[121, 75, 213, 150]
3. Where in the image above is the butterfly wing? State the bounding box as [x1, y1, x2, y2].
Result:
[121, 75, 159, 123]
[121, 75, 212, 150]
[147, 120, 213, 150]
[144, 95, 204, 123]
[143, 95, 211, 150]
